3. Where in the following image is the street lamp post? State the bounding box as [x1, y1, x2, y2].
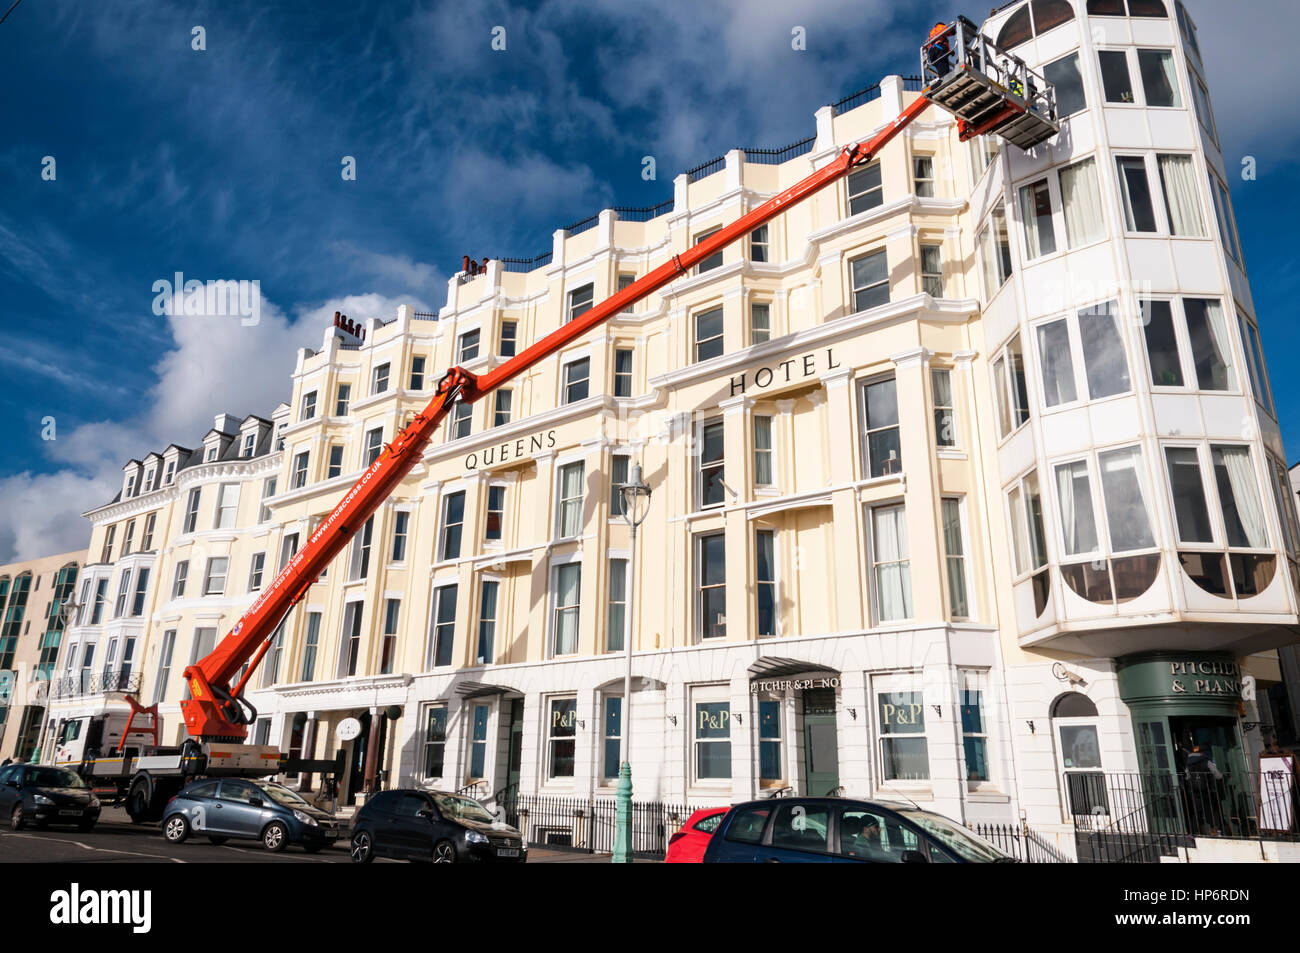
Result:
[613, 462, 651, 864]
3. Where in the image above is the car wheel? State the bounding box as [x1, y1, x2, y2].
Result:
[207, 835, 228, 845]
[10, 803, 25, 831]
[163, 814, 190, 844]
[432, 839, 457, 863]
[262, 821, 289, 852]
[350, 830, 374, 864]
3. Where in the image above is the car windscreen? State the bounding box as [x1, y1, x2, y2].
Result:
[26, 767, 86, 789]
[898, 810, 1013, 862]
[431, 793, 495, 824]
[251, 780, 309, 806]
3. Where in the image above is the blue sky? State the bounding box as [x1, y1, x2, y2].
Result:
[0, 0, 1295, 562]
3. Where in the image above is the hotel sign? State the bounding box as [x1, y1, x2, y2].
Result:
[1169, 659, 1242, 697]
[465, 429, 558, 471]
[729, 347, 842, 397]
[751, 675, 841, 695]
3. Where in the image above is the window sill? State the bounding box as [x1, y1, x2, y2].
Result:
[936, 449, 966, 460]
[966, 789, 1010, 803]
[877, 783, 934, 801]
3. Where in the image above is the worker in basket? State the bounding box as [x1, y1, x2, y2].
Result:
[927, 22, 952, 77]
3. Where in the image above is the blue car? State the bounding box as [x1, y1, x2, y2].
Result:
[701, 797, 1015, 863]
[161, 777, 340, 852]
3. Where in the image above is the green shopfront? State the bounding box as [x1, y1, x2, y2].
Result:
[1117, 652, 1249, 835]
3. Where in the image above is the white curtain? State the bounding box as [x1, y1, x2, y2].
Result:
[1159, 51, 1181, 107]
[1217, 447, 1267, 548]
[560, 463, 584, 536]
[1099, 448, 1156, 551]
[1061, 158, 1105, 247]
[1019, 183, 1048, 258]
[1056, 462, 1098, 556]
[1159, 154, 1204, 236]
[554, 565, 581, 655]
[1201, 299, 1237, 390]
[873, 507, 913, 621]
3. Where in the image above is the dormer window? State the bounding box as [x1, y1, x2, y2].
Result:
[125, 475, 136, 497]
[242, 432, 256, 457]
[164, 460, 175, 484]
[145, 469, 156, 491]
[206, 446, 217, 462]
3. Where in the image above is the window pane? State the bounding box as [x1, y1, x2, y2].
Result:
[1211, 446, 1267, 548]
[1054, 461, 1099, 555]
[1183, 299, 1235, 390]
[1141, 300, 1183, 386]
[1157, 154, 1203, 236]
[851, 251, 889, 311]
[1117, 157, 1157, 231]
[1060, 157, 1105, 247]
[1078, 301, 1131, 399]
[1165, 447, 1214, 543]
[1018, 180, 1056, 258]
[847, 162, 882, 215]
[942, 499, 969, 618]
[1036, 318, 1078, 406]
[1043, 53, 1086, 117]
[1137, 49, 1180, 106]
[872, 506, 912, 621]
[695, 308, 724, 361]
[1099, 447, 1156, 551]
[1099, 50, 1134, 103]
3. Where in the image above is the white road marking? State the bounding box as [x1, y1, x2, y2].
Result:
[4, 830, 186, 862]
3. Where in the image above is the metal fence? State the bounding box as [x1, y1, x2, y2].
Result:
[744, 135, 816, 165]
[504, 793, 688, 859]
[967, 823, 1074, 863]
[51, 670, 141, 699]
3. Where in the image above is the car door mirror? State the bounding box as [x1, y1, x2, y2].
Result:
[901, 849, 929, 864]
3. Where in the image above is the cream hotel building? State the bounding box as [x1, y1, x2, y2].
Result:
[43, 0, 1300, 846]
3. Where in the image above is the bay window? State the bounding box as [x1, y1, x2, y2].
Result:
[476, 580, 498, 665]
[1059, 157, 1105, 247]
[693, 694, 731, 782]
[556, 462, 584, 537]
[846, 161, 882, 215]
[694, 307, 724, 361]
[875, 675, 929, 781]
[427, 585, 457, 668]
[697, 533, 727, 640]
[850, 249, 889, 311]
[992, 334, 1030, 438]
[870, 504, 912, 623]
[1136, 49, 1180, 107]
[698, 420, 725, 508]
[1018, 178, 1057, 259]
[552, 563, 581, 656]
[860, 376, 901, 477]
[547, 698, 577, 779]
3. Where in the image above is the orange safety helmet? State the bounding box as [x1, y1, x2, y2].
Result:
[929, 21, 947, 40]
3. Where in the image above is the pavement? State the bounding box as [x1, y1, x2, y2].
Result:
[0, 807, 615, 864]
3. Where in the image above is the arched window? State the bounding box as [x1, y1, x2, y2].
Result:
[1033, 0, 1076, 32]
[1087, 0, 1166, 15]
[997, 0, 1077, 48]
[1087, 0, 1126, 14]
[1051, 691, 1098, 718]
[997, 5, 1035, 47]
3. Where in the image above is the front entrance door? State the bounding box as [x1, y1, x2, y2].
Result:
[346, 712, 371, 806]
[802, 688, 840, 795]
[1169, 716, 1247, 836]
[506, 699, 524, 790]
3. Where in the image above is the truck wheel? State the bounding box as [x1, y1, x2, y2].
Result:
[127, 778, 152, 824]
[262, 821, 289, 852]
[163, 814, 190, 844]
[10, 804, 26, 831]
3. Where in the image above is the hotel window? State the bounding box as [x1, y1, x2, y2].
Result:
[607, 558, 627, 651]
[846, 161, 882, 215]
[485, 485, 506, 541]
[164, 460, 175, 485]
[1115, 156, 1158, 232]
[694, 307, 724, 362]
[1043, 52, 1085, 117]
[602, 696, 622, 781]
[960, 672, 990, 783]
[499, 320, 518, 357]
[327, 444, 344, 478]
[1210, 174, 1243, 264]
[913, 155, 935, 197]
[1190, 73, 1217, 141]
[609, 453, 629, 517]
[876, 676, 929, 781]
[932, 369, 956, 448]
[861, 377, 901, 478]
[335, 383, 351, 416]
[750, 224, 770, 262]
[920, 244, 943, 297]
[850, 249, 889, 312]
[260, 622, 285, 687]
[750, 302, 771, 344]
[753, 415, 774, 486]
[171, 561, 189, 600]
[493, 390, 512, 427]
[122, 476, 135, 497]
[423, 707, 448, 778]
[870, 504, 912, 622]
[279, 532, 299, 571]
[275, 424, 286, 450]
[1059, 157, 1105, 248]
[563, 356, 590, 403]
[942, 498, 970, 619]
[1137, 49, 1180, 107]
[617, 272, 636, 311]
[693, 695, 731, 781]
[1238, 314, 1275, 416]
[756, 529, 776, 638]
[1089, 0, 1168, 14]
[468, 705, 490, 779]
[381, 599, 400, 674]
[259, 477, 276, 523]
[440, 491, 465, 560]
[458, 329, 480, 362]
[567, 284, 594, 322]
[241, 432, 256, 457]
[1018, 178, 1057, 259]
[978, 204, 1013, 296]
[476, 580, 498, 664]
[247, 552, 265, 592]
[215, 483, 239, 529]
[206, 446, 217, 462]
[552, 563, 581, 656]
[613, 348, 633, 398]
[1098, 49, 1134, 103]
[348, 515, 374, 580]
[758, 698, 782, 785]
[183, 489, 201, 533]
[121, 519, 136, 556]
[969, 135, 999, 179]
[203, 557, 228, 597]
[90, 579, 108, 624]
[339, 601, 362, 677]
[410, 355, 426, 390]
[699, 419, 725, 508]
[364, 427, 383, 466]
[300, 390, 317, 421]
[101, 524, 116, 562]
[391, 510, 410, 561]
[300, 612, 320, 681]
[114, 571, 132, 618]
[153, 630, 176, 704]
[547, 697, 577, 778]
[694, 228, 723, 273]
[697, 533, 727, 640]
[451, 400, 472, 439]
[291, 451, 309, 489]
[1156, 154, 1204, 236]
[371, 362, 389, 394]
[1140, 297, 1234, 391]
[557, 462, 584, 538]
[1035, 300, 1131, 407]
[141, 512, 156, 550]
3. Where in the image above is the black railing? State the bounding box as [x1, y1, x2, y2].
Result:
[831, 82, 881, 116]
[563, 213, 600, 236]
[744, 134, 816, 165]
[513, 794, 688, 859]
[491, 781, 520, 828]
[457, 779, 487, 798]
[612, 200, 674, 222]
[684, 154, 726, 181]
[52, 670, 141, 699]
[500, 252, 553, 273]
[902, 74, 926, 92]
[411, 311, 437, 320]
[967, 823, 1074, 862]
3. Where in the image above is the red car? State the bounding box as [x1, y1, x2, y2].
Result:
[665, 807, 727, 863]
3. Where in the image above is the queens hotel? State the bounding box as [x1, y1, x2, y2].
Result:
[44, 0, 1300, 843]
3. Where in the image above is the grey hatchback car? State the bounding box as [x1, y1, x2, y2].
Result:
[161, 777, 340, 852]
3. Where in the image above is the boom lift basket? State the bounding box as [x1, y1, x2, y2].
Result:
[922, 16, 1060, 150]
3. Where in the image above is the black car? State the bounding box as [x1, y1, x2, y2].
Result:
[0, 763, 101, 831]
[349, 789, 526, 863]
[701, 797, 1016, 863]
